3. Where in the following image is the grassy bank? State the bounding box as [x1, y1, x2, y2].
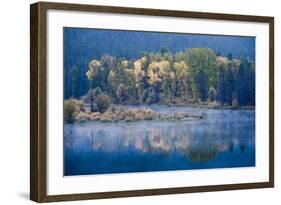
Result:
[64, 99, 202, 123]
[76, 107, 202, 123]
[64, 97, 255, 124]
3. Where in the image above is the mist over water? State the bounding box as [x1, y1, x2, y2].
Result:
[64, 106, 255, 176]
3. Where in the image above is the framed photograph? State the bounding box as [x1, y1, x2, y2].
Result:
[30, 1, 274, 202]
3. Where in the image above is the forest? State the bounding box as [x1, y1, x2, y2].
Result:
[66, 47, 255, 108]
[63, 28, 255, 101]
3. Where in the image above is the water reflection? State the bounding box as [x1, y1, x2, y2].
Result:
[64, 106, 255, 176]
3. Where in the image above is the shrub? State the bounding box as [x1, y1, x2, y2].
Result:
[64, 99, 78, 123]
[95, 94, 111, 113]
[73, 99, 85, 112]
[75, 112, 90, 122]
[90, 112, 102, 121]
[100, 116, 112, 122]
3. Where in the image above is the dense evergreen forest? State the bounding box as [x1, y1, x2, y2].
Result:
[64, 28, 255, 108]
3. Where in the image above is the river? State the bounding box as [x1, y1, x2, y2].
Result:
[64, 105, 255, 176]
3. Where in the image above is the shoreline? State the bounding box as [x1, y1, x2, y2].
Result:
[113, 102, 255, 110]
[71, 116, 203, 124]
[64, 99, 255, 124]
[71, 106, 203, 124]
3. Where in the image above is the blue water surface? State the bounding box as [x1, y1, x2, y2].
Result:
[64, 105, 255, 176]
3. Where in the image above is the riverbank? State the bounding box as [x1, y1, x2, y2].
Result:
[74, 107, 202, 123]
[122, 99, 255, 110]
[64, 98, 254, 124]
[162, 102, 255, 110]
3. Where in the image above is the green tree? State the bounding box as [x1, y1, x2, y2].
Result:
[86, 59, 101, 112]
[173, 61, 190, 97]
[237, 59, 255, 106]
[217, 66, 226, 104]
[186, 48, 217, 101]
[107, 70, 118, 97]
[225, 63, 236, 105]
[174, 51, 186, 63]
[195, 70, 208, 101]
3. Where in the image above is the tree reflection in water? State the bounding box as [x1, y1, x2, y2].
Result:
[64, 107, 255, 175]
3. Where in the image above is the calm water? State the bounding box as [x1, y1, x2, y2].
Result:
[64, 105, 255, 176]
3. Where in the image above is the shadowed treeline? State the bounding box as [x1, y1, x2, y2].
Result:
[64, 28, 255, 107]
